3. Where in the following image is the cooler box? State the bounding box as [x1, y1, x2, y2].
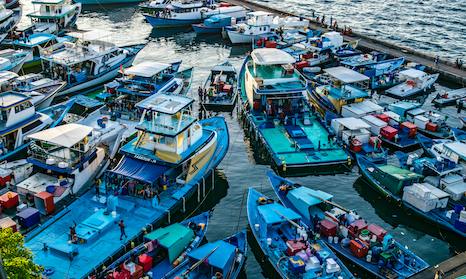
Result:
[320, 219, 337, 237]
[380, 126, 398, 140]
[16, 207, 40, 228]
[0, 217, 17, 232]
[349, 239, 369, 258]
[288, 256, 306, 273]
[34, 192, 55, 215]
[376, 114, 389, 123]
[295, 61, 309, 70]
[350, 139, 363, 153]
[400, 122, 417, 137]
[0, 192, 19, 209]
[348, 219, 368, 237]
[265, 40, 277, 48]
[367, 224, 387, 242]
[426, 122, 438, 132]
[138, 254, 153, 272]
[286, 240, 307, 256]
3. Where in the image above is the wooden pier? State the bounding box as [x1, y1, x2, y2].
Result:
[226, 0, 466, 86]
[411, 252, 466, 279]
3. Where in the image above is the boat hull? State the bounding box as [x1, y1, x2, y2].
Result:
[192, 24, 224, 34]
[74, 0, 142, 3]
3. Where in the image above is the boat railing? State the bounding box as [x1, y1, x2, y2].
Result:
[28, 144, 93, 169]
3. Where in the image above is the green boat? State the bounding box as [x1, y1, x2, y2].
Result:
[238, 48, 351, 176]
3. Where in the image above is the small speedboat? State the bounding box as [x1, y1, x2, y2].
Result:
[385, 68, 438, 99]
[268, 171, 430, 278]
[0, 49, 30, 73]
[26, 0, 81, 35]
[162, 231, 247, 279]
[433, 88, 466, 107]
[192, 14, 232, 34]
[200, 61, 238, 112]
[247, 187, 354, 279]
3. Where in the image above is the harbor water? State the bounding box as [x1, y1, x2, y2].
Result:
[21, 2, 465, 278]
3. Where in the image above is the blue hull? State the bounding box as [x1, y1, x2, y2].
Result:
[267, 171, 429, 278]
[145, 14, 200, 28]
[192, 24, 224, 34]
[25, 116, 230, 279]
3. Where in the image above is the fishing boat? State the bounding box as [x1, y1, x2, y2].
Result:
[27, 0, 81, 35]
[0, 70, 17, 91]
[12, 73, 66, 109]
[4, 33, 74, 69]
[268, 171, 430, 278]
[433, 88, 466, 107]
[388, 101, 453, 139]
[144, 1, 246, 28]
[192, 14, 232, 34]
[0, 4, 20, 43]
[428, 140, 466, 168]
[75, 0, 143, 4]
[239, 48, 350, 175]
[0, 92, 73, 162]
[97, 211, 211, 278]
[200, 61, 238, 111]
[330, 117, 387, 164]
[140, 0, 171, 14]
[16, 122, 124, 202]
[333, 40, 361, 58]
[357, 154, 466, 238]
[340, 55, 405, 90]
[247, 188, 354, 279]
[25, 93, 229, 279]
[163, 230, 247, 279]
[40, 30, 145, 96]
[452, 128, 466, 141]
[384, 69, 438, 99]
[0, 49, 30, 73]
[307, 66, 373, 119]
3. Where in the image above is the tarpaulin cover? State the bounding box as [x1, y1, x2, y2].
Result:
[109, 157, 168, 184]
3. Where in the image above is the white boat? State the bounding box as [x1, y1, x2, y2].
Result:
[430, 141, 466, 168]
[27, 0, 82, 35]
[40, 30, 145, 96]
[0, 3, 20, 43]
[0, 49, 31, 73]
[12, 73, 66, 109]
[385, 68, 439, 98]
[16, 122, 125, 202]
[0, 70, 18, 92]
[144, 0, 246, 28]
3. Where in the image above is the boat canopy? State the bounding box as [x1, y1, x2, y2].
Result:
[388, 101, 421, 116]
[124, 61, 171, 78]
[136, 93, 193, 114]
[188, 240, 236, 273]
[211, 64, 236, 73]
[12, 33, 59, 47]
[288, 187, 332, 220]
[444, 142, 466, 159]
[333, 117, 370, 130]
[324, 66, 369, 83]
[399, 68, 426, 79]
[144, 223, 194, 263]
[378, 165, 422, 181]
[0, 92, 31, 109]
[27, 123, 93, 148]
[248, 11, 273, 17]
[109, 157, 168, 184]
[251, 48, 296, 66]
[257, 203, 300, 225]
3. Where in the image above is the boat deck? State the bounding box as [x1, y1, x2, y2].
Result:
[251, 113, 348, 166]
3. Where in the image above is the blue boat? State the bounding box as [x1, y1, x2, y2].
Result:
[25, 93, 229, 278]
[356, 154, 466, 238]
[333, 40, 361, 58]
[267, 171, 430, 278]
[100, 211, 211, 278]
[0, 92, 74, 162]
[200, 61, 238, 112]
[239, 48, 351, 176]
[247, 188, 354, 279]
[192, 14, 232, 34]
[163, 230, 247, 279]
[74, 0, 143, 4]
[452, 128, 466, 141]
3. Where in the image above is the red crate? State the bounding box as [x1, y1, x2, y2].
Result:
[286, 240, 307, 256]
[348, 219, 368, 238]
[0, 192, 19, 209]
[350, 139, 363, 153]
[369, 136, 382, 148]
[138, 254, 153, 272]
[350, 239, 369, 258]
[368, 224, 387, 242]
[265, 40, 277, 48]
[401, 122, 417, 137]
[380, 126, 398, 140]
[426, 122, 438, 132]
[376, 114, 389, 123]
[0, 217, 17, 232]
[319, 219, 337, 237]
[295, 61, 309, 70]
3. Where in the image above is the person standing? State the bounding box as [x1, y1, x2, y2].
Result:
[119, 220, 127, 240]
[434, 55, 440, 68]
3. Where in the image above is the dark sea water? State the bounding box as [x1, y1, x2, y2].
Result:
[19, 1, 466, 278]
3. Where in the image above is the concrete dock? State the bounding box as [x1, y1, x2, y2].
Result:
[411, 252, 466, 279]
[226, 0, 466, 86]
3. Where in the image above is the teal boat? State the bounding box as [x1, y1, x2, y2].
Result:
[238, 48, 351, 176]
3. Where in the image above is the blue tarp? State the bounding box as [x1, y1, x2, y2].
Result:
[188, 240, 235, 273]
[258, 203, 301, 225]
[109, 157, 168, 184]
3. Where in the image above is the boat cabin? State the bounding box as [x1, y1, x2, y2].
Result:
[370, 165, 423, 196]
[0, 71, 18, 92]
[316, 66, 370, 114]
[285, 186, 333, 222]
[331, 117, 371, 146]
[433, 141, 466, 165]
[256, 202, 301, 239]
[28, 0, 79, 30]
[0, 92, 36, 132]
[245, 48, 306, 117]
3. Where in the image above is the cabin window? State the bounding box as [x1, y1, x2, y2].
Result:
[46, 6, 50, 13]
[0, 110, 7, 121]
[22, 119, 43, 133]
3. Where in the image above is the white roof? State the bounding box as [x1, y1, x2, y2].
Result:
[324, 66, 370, 83]
[124, 61, 171, 78]
[333, 117, 370, 130]
[27, 123, 93, 148]
[0, 71, 18, 84]
[362, 115, 387, 126]
[136, 93, 193, 114]
[251, 48, 295, 65]
[399, 68, 426, 79]
[344, 100, 383, 115]
[248, 11, 273, 17]
[444, 142, 466, 159]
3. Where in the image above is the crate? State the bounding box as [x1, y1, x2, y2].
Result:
[138, 254, 153, 272]
[286, 240, 307, 256]
[368, 224, 387, 242]
[380, 126, 398, 140]
[319, 219, 337, 237]
[0, 192, 19, 209]
[288, 256, 306, 273]
[350, 239, 369, 258]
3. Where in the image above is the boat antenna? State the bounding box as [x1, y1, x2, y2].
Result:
[182, 246, 218, 276]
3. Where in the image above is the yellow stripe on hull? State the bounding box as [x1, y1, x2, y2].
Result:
[185, 132, 218, 183]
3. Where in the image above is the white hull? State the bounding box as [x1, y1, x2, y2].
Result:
[71, 147, 106, 195]
[227, 30, 264, 44]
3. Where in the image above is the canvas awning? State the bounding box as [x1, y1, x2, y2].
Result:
[251, 48, 296, 65]
[124, 61, 171, 78]
[324, 66, 370, 83]
[188, 240, 236, 273]
[27, 123, 93, 148]
[109, 157, 168, 184]
[334, 117, 370, 130]
[257, 203, 300, 225]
